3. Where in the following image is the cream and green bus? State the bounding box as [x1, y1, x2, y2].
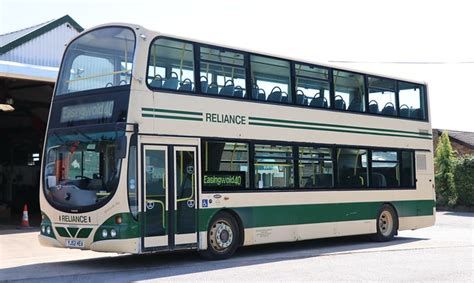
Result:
[39, 23, 435, 259]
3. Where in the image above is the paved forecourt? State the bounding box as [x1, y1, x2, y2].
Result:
[0, 211, 472, 282]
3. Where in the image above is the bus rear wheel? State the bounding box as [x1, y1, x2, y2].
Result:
[199, 211, 240, 260]
[370, 204, 398, 242]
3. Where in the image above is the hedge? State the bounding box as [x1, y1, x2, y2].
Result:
[454, 155, 474, 207]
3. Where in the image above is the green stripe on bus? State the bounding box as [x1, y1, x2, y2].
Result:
[93, 213, 140, 242]
[76, 228, 93, 239]
[249, 116, 432, 138]
[67, 227, 79, 238]
[55, 227, 70, 237]
[392, 200, 434, 217]
[142, 107, 203, 116]
[249, 121, 433, 140]
[40, 212, 56, 239]
[198, 199, 435, 232]
[142, 113, 203, 122]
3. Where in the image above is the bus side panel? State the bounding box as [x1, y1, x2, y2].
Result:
[198, 193, 435, 249]
[396, 150, 436, 231]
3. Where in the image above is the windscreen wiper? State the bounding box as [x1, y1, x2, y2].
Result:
[73, 128, 93, 141]
[52, 131, 65, 143]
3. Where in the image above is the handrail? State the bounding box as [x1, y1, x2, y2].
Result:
[146, 199, 165, 228]
[153, 45, 157, 77]
[205, 142, 209, 171]
[255, 163, 293, 166]
[354, 150, 360, 176]
[179, 42, 186, 81]
[66, 69, 130, 83]
[177, 151, 195, 203]
[177, 174, 194, 202]
[230, 143, 237, 167]
[124, 37, 128, 71]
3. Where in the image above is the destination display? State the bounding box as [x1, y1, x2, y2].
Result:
[203, 171, 245, 190]
[60, 101, 114, 123]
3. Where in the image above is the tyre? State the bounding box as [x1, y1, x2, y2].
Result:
[199, 211, 240, 260]
[370, 204, 398, 242]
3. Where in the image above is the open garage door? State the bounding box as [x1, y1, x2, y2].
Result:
[0, 77, 53, 223]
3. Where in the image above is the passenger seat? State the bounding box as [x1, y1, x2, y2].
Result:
[150, 75, 163, 88]
[381, 103, 396, 116]
[372, 173, 387, 187]
[219, 80, 235, 96]
[369, 101, 379, 114]
[200, 76, 209, 93]
[334, 96, 346, 110]
[267, 87, 282, 102]
[207, 82, 218, 94]
[310, 95, 327, 108]
[296, 90, 307, 105]
[162, 72, 179, 90]
[234, 86, 244, 98]
[348, 101, 363, 112]
[178, 78, 193, 91]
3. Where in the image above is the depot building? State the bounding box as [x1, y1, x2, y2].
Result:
[0, 15, 83, 222]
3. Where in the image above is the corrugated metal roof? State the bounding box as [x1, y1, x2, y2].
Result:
[0, 22, 80, 67]
[0, 19, 54, 47]
[0, 15, 83, 55]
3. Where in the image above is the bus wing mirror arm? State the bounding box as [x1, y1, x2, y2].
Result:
[116, 136, 127, 159]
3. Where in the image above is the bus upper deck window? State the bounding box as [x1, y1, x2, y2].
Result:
[147, 38, 195, 92]
[368, 77, 397, 116]
[295, 64, 330, 109]
[250, 55, 292, 104]
[56, 27, 136, 95]
[200, 47, 246, 98]
[398, 82, 426, 120]
[333, 71, 366, 113]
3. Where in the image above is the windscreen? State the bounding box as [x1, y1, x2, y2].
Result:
[43, 129, 125, 211]
[56, 27, 136, 95]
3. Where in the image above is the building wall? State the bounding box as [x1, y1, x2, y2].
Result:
[451, 141, 474, 156]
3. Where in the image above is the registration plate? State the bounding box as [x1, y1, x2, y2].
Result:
[65, 239, 84, 248]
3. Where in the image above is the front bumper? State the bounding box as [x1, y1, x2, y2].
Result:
[38, 234, 63, 248]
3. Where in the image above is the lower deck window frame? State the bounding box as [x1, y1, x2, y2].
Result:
[201, 138, 419, 193]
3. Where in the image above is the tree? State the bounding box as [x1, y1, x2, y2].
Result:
[434, 132, 457, 206]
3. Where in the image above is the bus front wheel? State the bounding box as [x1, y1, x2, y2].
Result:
[199, 211, 240, 260]
[370, 204, 398, 242]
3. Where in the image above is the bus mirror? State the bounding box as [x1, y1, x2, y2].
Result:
[116, 136, 127, 159]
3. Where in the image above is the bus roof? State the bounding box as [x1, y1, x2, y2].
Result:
[72, 22, 428, 86]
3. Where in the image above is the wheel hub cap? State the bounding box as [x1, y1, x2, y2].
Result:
[211, 221, 234, 250]
[379, 211, 393, 237]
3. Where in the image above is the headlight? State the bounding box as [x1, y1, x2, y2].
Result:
[46, 226, 51, 235]
[101, 229, 108, 238]
[110, 229, 117, 238]
[41, 225, 45, 234]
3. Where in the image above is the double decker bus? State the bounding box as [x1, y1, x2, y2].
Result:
[39, 23, 435, 259]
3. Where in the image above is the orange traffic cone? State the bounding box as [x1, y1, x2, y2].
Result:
[20, 204, 30, 228]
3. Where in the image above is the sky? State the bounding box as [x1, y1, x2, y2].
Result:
[1, 0, 473, 131]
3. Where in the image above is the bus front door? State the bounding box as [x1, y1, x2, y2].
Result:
[143, 145, 169, 250]
[142, 145, 197, 251]
[173, 147, 197, 247]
